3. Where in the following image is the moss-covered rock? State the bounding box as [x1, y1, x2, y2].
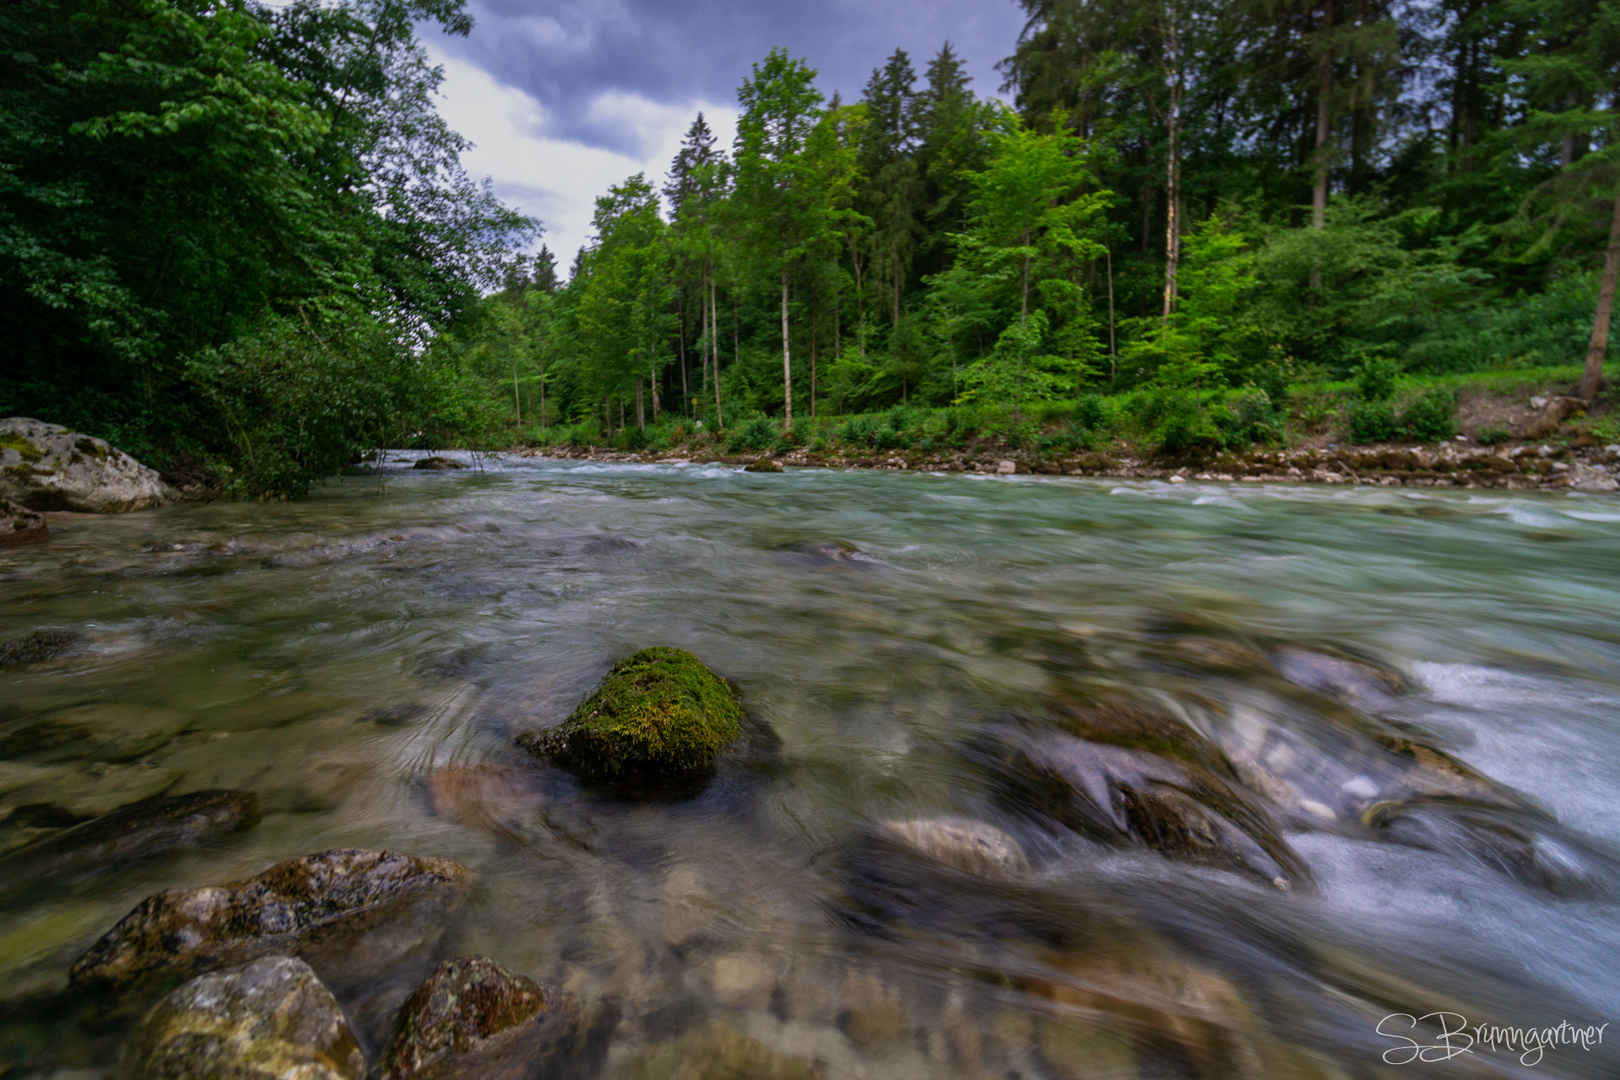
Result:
[0, 627, 79, 667]
[0, 498, 48, 545]
[123, 956, 365, 1080]
[517, 647, 746, 783]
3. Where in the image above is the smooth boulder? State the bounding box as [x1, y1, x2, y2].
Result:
[412, 457, 466, 471]
[375, 956, 604, 1080]
[518, 647, 746, 783]
[70, 848, 470, 991]
[875, 817, 1029, 880]
[123, 956, 365, 1080]
[0, 498, 48, 544]
[0, 417, 171, 512]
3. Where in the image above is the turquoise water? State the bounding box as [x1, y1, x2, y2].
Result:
[3, 457, 1619, 1077]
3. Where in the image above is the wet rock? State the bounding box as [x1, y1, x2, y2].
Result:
[0, 417, 172, 512]
[1363, 798, 1620, 895]
[517, 647, 746, 784]
[0, 627, 79, 667]
[426, 765, 549, 836]
[358, 703, 432, 727]
[1023, 947, 1262, 1080]
[0, 790, 259, 898]
[622, 1022, 823, 1080]
[874, 817, 1028, 879]
[375, 956, 607, 1080]
[996, 460, 1018, 474]
[70, 848, 471, 992]
[1570, 465, 1619, 494]
[743, 460, 783, 473]
[838, 970, 908, 1050]
[709, 954, 776, 1009]
[1272, 647, 1406, 709]
[5, 703, 188, 763]
[979, 703, 1307, 890]
[0, 498, 48, 545]
[772, 540, 875, 569]
[123, 956, 365, 1080]
[412, 457, 466, 471]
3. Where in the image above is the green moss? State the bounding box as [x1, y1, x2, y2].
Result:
[521, 647, 745, 781]
[0, 434, 43, 462]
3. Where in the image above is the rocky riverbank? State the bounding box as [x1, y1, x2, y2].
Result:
[518, 437, 1620, 493]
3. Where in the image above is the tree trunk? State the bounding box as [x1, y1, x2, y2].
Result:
[1021, 228, 1031, 317]
[538, 354, 545, 428]
[892, 241, 901, 325]
[634, 381, 644, 430]
[781, 269, 793, 431]
[512, 362, 521, 422]
[1106, 246, 1117, 382]
[1312, 0, 1334, 233]
[711, 269, 724, 429]
[810, 313, 818, 419]
[1161, 0, 1184, 321]
[699, 266, 710, 406]
[1580, 187, 1620, 403]
[677, 297, 688, 418]
[1141, 182, 1154, 253]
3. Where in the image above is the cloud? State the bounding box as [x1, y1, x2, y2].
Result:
[428, 47, 737, 263]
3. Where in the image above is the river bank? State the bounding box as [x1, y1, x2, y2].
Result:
[518, 437, 1620, 493]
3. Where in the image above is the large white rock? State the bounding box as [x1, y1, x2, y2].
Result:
[0, 417, 172, 512]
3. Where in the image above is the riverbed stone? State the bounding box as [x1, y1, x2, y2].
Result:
[743, 460, 783, 473]
[517, 647, 746, 783]
[374, 955, 598, 1080]
[69, 848, 471, 992]
[123, 956, 365, 1080]
[0, 789, 259, 897]
[0, 498, 48, 545]
[1272, 647, 1406, 708]
[412, 457, 465, 471]
[874, 816, 1028, 879]
[622, 1022, 822, 1080]
[0, 417, 172, 512]
[980, 702, 1307, 890]
[0, 627, 80, 667]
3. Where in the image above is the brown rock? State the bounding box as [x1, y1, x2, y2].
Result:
[412, 457, 466, 470]
[0, 498, 47, 545]
[374, 956, 602, 1080]
[70, 848, 471, 992]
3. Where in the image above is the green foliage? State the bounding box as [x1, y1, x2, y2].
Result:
[1398, 389, 1457, 442]
[1347, 400, 1398, 444]
[1354, 356, 1402, 402]
[728, 416, 780, 452]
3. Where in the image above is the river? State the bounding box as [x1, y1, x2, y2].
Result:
[3, 455, 1618, 1078]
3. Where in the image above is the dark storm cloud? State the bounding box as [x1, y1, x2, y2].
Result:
[433, 0, 1027, 156]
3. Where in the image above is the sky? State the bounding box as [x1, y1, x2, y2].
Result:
[426, 0, 1028, 265]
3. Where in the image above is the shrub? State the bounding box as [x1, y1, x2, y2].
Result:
[728, 416, 778, 452]
[619, 425, 650, 450]
[1399, 389, 1457, 442]
[1347, 399, 1397, 443]
[1475, 425, 1510, 446]
[1217, 388, 1282, 447]
[1354, 356, 1401, 402]
[837, 416, 878, 448]
[1074, 392, 1110, 432]
[1156, 408, 1223, 456]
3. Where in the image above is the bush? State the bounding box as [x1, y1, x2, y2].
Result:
[837, 415, 878, 448]
[1074, 392, 1111, 433]
[1354, 356, 1402, 402]
[619, 425, 650, 451]
[728, 416, 779, 452]
[1347, 399, 1397, 443]
[1216, 388, 1282, 447]
[1398, 389, 1457, 441]
[1475, 425, 1510, 446]
[1156, 408, 1223, 456]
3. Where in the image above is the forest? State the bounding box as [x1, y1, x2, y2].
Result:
[4, 0, 1619, 495]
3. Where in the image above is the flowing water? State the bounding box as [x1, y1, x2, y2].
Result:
[3, 456, 1620, 1078]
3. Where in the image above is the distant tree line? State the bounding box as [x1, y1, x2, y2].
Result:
[470, 0, 1619, 436]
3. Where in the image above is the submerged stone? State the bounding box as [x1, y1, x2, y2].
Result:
[375, 955, 606, 1080]
[622, 1022, 822, 1080]
[517, 647, 746, 783]
[874, 817, 1029, 880]
[743, 460, 782, 473]
[0, 417, 172, 512]
[1272, 647, 1407, 709]
[70, 848, 470, 992]
[123, 956, 365, 1080]
[979, 702, 1307, 891]
[412, 457, 466, 471]
[0, 628, 79, 667]
[0, 789, 259, 898]
[0, 498, 48, 545]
